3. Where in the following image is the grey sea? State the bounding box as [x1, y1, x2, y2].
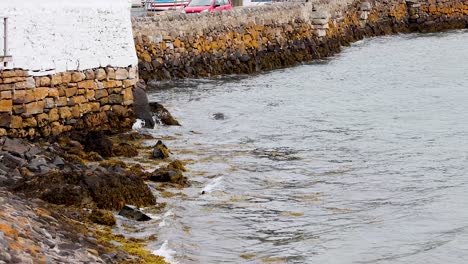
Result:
[144, 30, 468, 264]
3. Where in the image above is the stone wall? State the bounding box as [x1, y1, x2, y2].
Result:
[132, 0, 468, 82]
[0, 0, 139, 138]
[0, 67, 136, 138]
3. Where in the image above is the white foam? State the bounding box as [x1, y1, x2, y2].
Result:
[153, 240, 178, 264]
[132, 119, 145, 130]
[202, 177, 224, 193]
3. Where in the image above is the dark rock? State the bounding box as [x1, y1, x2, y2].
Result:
[81, 132, 113, 158]
[152, 140, 169, 159]
[15, 168, 156, 210]
[118, 205, 151, 221]
[133, 81, 155, 128]
[89, 209, 116, 226]
[52, 156, 65, 169]
[149, 102, 181, 126]
[212, 112, 225, 120]
[0, 152, 27, 169]
[113, 143, 139, 158]
[26, 157, 48, 173]
[148, 168, 187, 185]
[24, 147, 42, 161]
[2, 138, 30, 157]
[166, 160, 187, 172]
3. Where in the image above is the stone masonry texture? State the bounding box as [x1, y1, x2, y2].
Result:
[132, 0, 468, 81]
[0, 67, 137, 138]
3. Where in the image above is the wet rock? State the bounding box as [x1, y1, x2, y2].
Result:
[24, 147, 42, 161]
[133, 80, 155, 128]
[1, 138, 30, 157]
[148, 168, 187, 185]
[81, 132, 113, 158]
[149, 102, 181, 126]
[15, 167, 156, 210]
[152, 140, 169, 159]
[118, 205, 151, 221]
[212, 112, 225, 120]
[0, 152, 27, 169]
[26, 157, 49, 173]
[113, 143, 139, 158]
[52, 156, 65, 169]
[89, 209, 116, 226]
[166, 160, 187, 172]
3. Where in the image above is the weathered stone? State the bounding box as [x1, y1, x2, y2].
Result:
[2, 77, 26, 84]
[71, 105, 81, 118]
[62, 72, 72, 83]
[85, 69, 95, 80]
[77, 88, 86, 95]
[51, 74, 63, 86]
[65, 87, 78, 97]
[0, 100, 13, 112]
[36, 113, 49, 127]
[123, 88, 134, 105]
[71, 72, 86, 82]
[25, 101, 45, 115]
[95, 69, 107, 81]
[69, 95, 87, 105]
[44, 98, 55, 109]
[0, 70, 27, 78]
[123, 79, 136, 87]
[80, 103, 92, 114]
[0, 84, 14, 91]
[109, 94, 123, 104]
[85, 89, 95, 100]
[78, 80, 97, 90]
[48, 88, 60, 97]
[1, 91, 12, 99]
[49, 108, 60, 122]
[103, 80, 122, 88]
[106, 67, 116, 79]
[59, 107, 72, 119]
[39, 76, 51, 87]
[95, 89, 109, 99]
[23, 117, 38, 128]
[56, 97, 68, 107]
[10, 116, 23, 129]
[13, 105, 25, 115]
[0, 128, 6, 136]
[34, 87, 50, 100]
[0, 113, 12, 127]
[118, 205, 151, 221]
[111, 105, 128, 117]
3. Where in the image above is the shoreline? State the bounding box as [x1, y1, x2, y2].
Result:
[133, 0, 468, 82]
[2, 0, 468, 263]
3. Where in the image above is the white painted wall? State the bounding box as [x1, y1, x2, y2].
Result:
[0, 0, 137, 74]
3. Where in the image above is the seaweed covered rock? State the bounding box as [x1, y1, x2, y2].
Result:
[149, 102, 181, 126]
[152, 140, 170, 159]
[146, 160, 189, 186]
[113, 142, 139, 157]
[80, 131, 114, 158]
[89, 209, 116, 226]
[15, 166, 156, 210]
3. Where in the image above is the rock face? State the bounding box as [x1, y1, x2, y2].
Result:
[132, 81, 155, 128]
[149, 102, 180, 126]
[118, 205, 152, 221]
[0, 135, 156, 210]
[152, 140, 170, 159]
[0, 67, 137, 139]
[15, 166, 156, 210]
